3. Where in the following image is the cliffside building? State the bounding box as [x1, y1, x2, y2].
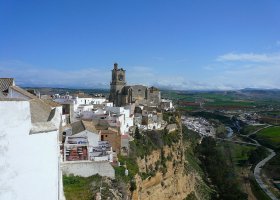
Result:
[109, 63, 161, 107]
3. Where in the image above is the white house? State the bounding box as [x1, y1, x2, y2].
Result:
[160, 99, 174, 111]
[76, 104, 94, 118]
[63, 120, 114, 162]
[0, 98, 63, 200]
[73, 93, 106, 106]
[71, 120, 100, 147]
[54, 93, 107, 121]
[105, 106, 134, 134]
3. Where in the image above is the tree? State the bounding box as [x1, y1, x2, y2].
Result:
[134, 126, 141, 140]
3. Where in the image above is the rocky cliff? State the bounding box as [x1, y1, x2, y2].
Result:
[129, 120, 211, 200]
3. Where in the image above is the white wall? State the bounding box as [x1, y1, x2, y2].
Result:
[8, 88, 31, 100]
[92, 97, 106, 105]
[105, 106, 124, 115]
[106, 106, 134, 134]
[77, 97, 92, 105]
[0, 101, 60, 200]
[103, 102, 113, 107]
[76, 105, 94, 118]
[61, 161, 115, 179]
[74, 130, 100, 147]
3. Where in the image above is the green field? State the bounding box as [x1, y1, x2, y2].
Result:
[217, 142, 256, 165]
[240, 125, 267, 135]
[230, 144, 256, 164]
[162, 91, 257, 111]
[256, 126, 280, 149]
[177, 105, 200, 111]
[205, 100, 255, 107]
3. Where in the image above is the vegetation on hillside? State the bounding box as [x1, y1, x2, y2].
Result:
[195, 137, 248, 200]
[63, 174, 126, 200]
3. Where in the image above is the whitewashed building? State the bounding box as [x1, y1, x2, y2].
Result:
[105, 106, 134, 134]
[160, 99, 174, 111]
[53, 93, 107, 121]
[0, 97, 63, 200]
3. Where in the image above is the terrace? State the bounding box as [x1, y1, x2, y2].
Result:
[63, 136, 114, 162]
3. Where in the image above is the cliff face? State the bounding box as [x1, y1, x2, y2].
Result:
[131, 122, 210, 200]
[132, 149, 197, 199]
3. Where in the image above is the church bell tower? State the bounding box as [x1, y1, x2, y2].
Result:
[109, 63, 126, 105]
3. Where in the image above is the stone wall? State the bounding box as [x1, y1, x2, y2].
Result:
[61, 161, 115, 179]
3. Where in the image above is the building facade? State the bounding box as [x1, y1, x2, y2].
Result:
[109, 63, 161, 107]
[0, 99, 63, 200]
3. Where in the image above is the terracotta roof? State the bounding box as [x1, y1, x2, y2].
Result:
[43, 99, 62, 107]
[95, 124, 109, 130]
[0, 98, 26, 101]
[10, 86, 37, 99]
[0, 78, 14, 94]
[101, 129, 118, 134]
[108, 127, 119, 133]
[74, 93, 93, 98]
[121, 134, 129, 139]
[71, 120, 97, 135]
[29, 99, 53, 123]
[82, 120, 97, 133]
[71, 121, 85, 135]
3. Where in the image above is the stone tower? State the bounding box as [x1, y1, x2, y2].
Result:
[109, 63, 126, 105]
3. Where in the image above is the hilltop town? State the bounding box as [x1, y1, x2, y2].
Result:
[0, 63, 176, 200]
[1, 64, 280, 200]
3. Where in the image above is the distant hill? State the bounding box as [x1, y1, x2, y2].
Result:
[23, 86, 280, 101]
[238, 88, 280, 100]
[23, 87, 110, 97]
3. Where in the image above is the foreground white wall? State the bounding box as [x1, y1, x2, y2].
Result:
[0, 101, 60, 200]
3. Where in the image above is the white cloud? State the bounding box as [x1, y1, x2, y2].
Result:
[0, 60, 110, 88]
[212, 51, 280, 89]
[217, 52, 280, 63]
[213, 64, 280, 89]
[1, 57, 279, 91]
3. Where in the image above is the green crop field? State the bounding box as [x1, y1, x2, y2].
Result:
[256, 126, 280, 149]
[240, 125, 267, 135]
[205, 100, 255, 107]
[177, 105, 200, 112]
[231, 144, 256, 163]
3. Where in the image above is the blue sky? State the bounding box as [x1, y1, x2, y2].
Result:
[1, 0, 280, 90]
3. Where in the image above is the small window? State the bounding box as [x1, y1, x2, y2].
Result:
[105, 135, 108, 137]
